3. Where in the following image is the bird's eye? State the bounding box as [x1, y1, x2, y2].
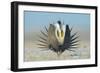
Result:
[57, 30, 59, 37]
[61, 30, 63, 37]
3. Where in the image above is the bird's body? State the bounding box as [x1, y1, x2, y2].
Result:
[37, 20, 79, 56]
[48, 24, 59, 50]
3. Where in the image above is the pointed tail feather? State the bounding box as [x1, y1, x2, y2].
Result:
[38, 36, 47, 41]
[37, 40, 47, 44]
[40, 30, 48, 37]
[44, 26, 48, 32]
[71, 36, 79, 42]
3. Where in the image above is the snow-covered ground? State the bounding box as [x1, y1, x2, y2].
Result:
[24, 47, 90, 62]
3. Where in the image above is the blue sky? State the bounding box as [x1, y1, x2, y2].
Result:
[24, 11, 90, 33]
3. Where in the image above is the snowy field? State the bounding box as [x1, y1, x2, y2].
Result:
[24, 47, 90, 62]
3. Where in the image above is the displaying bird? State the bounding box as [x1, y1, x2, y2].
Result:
[37, 20, 79, 56]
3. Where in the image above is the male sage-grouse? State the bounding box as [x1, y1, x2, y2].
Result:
[37, 20, 79, 56]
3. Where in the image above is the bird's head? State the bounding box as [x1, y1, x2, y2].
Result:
[54, 21, 66, 45]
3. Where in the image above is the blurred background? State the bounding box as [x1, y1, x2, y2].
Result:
[24, 11, 90, 61]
